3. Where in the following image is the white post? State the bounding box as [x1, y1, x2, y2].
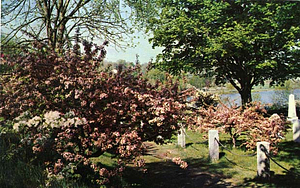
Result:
[288, 94, 297, 119]
[292, 118, 300, 143]
[177, 126, 186, 148]
[209, 130, 219, 161]
[257, 142, 270, 179]
[287, 94, 300, 143]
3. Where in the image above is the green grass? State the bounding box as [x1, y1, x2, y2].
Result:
[120, 129, 300, 187]
[1, 128, 298, 187]
[93, 152, 118, 168]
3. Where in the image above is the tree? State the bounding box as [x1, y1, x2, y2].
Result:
[0, 34, 24, 75]
[188, 75, 213, 89]
[1, 34, 23, 57]
[1, 0, 157, 52]
[145, 68, 166, 84]
[147, 0, 300, 105]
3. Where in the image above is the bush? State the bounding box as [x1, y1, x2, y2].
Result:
[0, 40, 191, 185]
[187, 89, 219, 109]
[0, 126, 46, 188]
[188, 102, 287, 154]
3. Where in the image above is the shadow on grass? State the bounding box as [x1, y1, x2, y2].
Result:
[276, 141, 300, 163]
[241, 172, 300, 188]
[122, 157, 234, 188]
[239, 140, 300, 188]
[121, 139, 300, 187]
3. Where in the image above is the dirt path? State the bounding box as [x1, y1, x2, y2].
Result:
[123, 142, 234, 188]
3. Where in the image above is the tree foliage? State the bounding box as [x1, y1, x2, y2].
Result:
[0, 40, 191, 185]
[1, 34, 23, 57]
[188, 75, 213, 89]
[145, 68, 167, 84]
[1, 0, 158, 52]
[147, 0, 300, 105]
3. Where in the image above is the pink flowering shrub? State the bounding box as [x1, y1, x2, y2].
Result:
[0, 40, 192, 185]
[172, 157, 188, 169]
[188, 102, 287, 153]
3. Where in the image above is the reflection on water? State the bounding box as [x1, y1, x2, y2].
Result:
[221, 89, 300, 106]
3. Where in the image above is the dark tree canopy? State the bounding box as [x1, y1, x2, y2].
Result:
[147, 0, 300, 105]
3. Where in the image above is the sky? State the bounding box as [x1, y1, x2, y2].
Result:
[0, 0, 163, 64]
[105, 31, 164, 64]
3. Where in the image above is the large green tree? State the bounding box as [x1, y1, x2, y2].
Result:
[147, 0, 300, 105]
[1, 0, 157, 52]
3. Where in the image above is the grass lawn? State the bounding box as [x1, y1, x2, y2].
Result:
[113, 128, 300, 187]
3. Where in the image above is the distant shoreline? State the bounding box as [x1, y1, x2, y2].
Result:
[208, 87, 300, 95]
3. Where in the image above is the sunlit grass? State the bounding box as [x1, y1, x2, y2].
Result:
[122, 127, 300, 187]
[2, 127, 297, 187]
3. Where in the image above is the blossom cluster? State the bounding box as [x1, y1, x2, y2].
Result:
[188, 102, 287, 153]
[13, 111, 87, 131]
[172, 157, 188, 169]
[1, 40, 192, 185]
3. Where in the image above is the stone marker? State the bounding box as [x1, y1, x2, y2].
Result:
[257, 142, 270, 179]
[287, 94, 300, 143]
[288, 94, 297, 119]
[209, 130, 219, 161]
[292, 118, 300, 143]
[177, 126, 186, 148]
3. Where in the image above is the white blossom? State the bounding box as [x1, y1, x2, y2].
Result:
[44, 111, 60, 128]
[13, 123, 20, 131]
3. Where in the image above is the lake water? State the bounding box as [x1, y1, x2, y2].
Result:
[221, 89, 300, 106]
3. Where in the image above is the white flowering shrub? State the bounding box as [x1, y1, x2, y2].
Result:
[13, 111, 86, 132]
[11, 111, 90, 185]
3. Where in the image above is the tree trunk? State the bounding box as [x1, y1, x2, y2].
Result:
[232, 135, 236, 148]
[227, 78, 253, 106]
[239, 86, 252, 106]
[228, 127, 236, 148]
